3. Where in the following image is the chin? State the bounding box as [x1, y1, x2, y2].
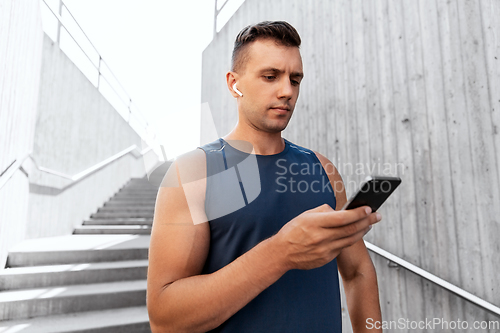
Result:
[262, 122, 289, 133]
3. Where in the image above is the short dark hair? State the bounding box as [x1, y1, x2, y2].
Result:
[231, 21, 301, 72]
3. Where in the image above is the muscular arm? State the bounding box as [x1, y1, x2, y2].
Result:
[147, 149, 289, 332]
[315, 152, 382, 333]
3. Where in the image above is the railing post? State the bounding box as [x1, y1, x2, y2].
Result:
[56, 0, 63, 44]
[128, 99, 132, 123]
[213, 0, 218, 36]
[97, 56, 102, 89]
[160, 145, 168, 161]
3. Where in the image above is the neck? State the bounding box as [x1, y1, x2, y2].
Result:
[223, 124, 285, 155]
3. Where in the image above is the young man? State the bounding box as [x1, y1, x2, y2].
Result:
[147, 21, 382, 332]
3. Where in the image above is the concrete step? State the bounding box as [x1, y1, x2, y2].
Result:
[0, 260, 148, 290]
[119, 184, 157, 188]
[113, 193, 157, 198]
[125, 178, 156, 182]
[114, 198, 153, 202]
[98, 206, 154, 212]
[74, 226, 151, 235]
[120, 187, 157, 191]
[115, 193, 156, 198]
[126, 179, 157, 184]
[0, 306, 151, 333]
[6, 235, 149, 267]
[105, 199, 155, 204]
[83, 218, 153, 225]
[90, 212, 154, 219]
[104, 200, 155, 206]
[105, 199, 156, 205]
[125, 178, 154, 183]
[7, 249, 149, 267]
[0, 280, 146, 320]
[112, 193, 156, 197]
[117, 189, 158, 193]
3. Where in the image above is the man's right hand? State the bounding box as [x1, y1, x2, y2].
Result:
[272, 204, 381, 271]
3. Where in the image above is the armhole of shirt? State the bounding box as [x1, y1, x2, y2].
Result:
[310, 151, 337, 209]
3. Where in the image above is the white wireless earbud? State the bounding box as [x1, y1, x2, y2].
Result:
[232, 83, 243, 97]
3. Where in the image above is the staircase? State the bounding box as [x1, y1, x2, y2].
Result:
[0, 177, 158, 333]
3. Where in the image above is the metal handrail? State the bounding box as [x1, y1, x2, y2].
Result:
[214, 0, 243, 34]
[40, 0, 152, 138]
[55, 1, 134, 101]
[365, 241, 500, 317]
[0, 153, 32, 190]
[42, 1, 99, 73]
[57, 0, 100, 57]
[0, 145, 152, 190]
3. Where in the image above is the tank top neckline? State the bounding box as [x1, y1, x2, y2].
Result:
[219, 137, 290, 158]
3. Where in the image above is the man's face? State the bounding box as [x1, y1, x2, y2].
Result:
[235, 39, 303, 133]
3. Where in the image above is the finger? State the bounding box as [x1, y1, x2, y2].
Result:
[321, 212, 380, 241]
[330, 224, 371, 251]
[313, 206, 373, 228]
[335, 216, 372, 239]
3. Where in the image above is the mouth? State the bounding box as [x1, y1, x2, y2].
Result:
[270, 106, 291, 115]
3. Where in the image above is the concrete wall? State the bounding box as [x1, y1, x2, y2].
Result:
[0, 0, 44, 271]
[201, 0, 500, 331]
[0, 7, 157, 268]
[23, 34, 148, 240]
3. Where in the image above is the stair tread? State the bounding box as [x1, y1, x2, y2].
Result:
[77, 225, 151, 229]
[92, 215, 154, 218]
[104, 202, 155, 205]
[0, 306, 149, 333]
[92, 212, 154, 215]
[85, 218, 152, 221]
[109, 194, 155, 196]
[99, 207, 154, 210]
[74, 232, 151, 235]
[117, 194, 157, 196]
[0, 260, 148, 276]
[83, 219, 153, 225]
[115, 189, 156, 192]
[0, 280, 146, 303]
[109, 200, 155, 203]
[8, 235, 150, 253]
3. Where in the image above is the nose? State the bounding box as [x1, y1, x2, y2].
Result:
[277, 78, 294, 100]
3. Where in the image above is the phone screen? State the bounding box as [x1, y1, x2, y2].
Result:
[342, 176, 401, 212]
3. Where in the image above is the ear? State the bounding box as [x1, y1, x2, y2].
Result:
[226, 71, 241, 98]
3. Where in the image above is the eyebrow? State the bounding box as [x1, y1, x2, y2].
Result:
[259, 67, 304, 78]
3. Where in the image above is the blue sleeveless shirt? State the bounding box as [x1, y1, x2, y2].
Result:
[199, 138, 342, 333]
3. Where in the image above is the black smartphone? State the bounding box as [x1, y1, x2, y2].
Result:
[342, 176, 401, 212]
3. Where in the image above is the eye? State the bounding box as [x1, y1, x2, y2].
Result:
[291, 80, 300, 86]
[264, 75, 276, 80]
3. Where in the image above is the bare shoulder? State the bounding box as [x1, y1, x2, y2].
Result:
[313, 151, 346, 210]
[313, 151, 340, 178]
[155, 148, 208, 224]
[158, 148, 206, 187]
